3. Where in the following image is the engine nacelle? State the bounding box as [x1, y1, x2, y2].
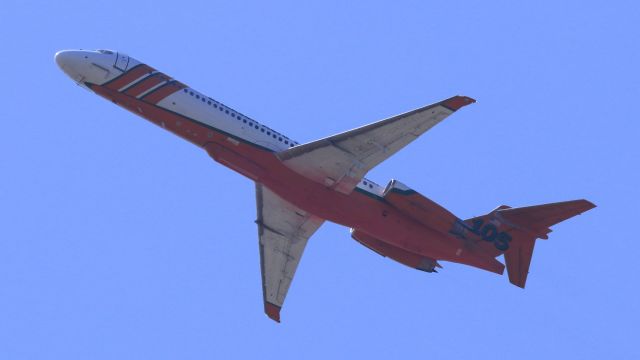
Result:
[350, 229, 441, 273]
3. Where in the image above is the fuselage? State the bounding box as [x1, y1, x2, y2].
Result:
[55, 49, 504, 274]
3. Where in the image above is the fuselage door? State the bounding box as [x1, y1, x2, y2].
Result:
[114, 52, 130, 72]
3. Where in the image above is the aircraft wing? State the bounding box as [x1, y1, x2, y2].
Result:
[255, 183, 324, 322]
[277, 95, 475, 194]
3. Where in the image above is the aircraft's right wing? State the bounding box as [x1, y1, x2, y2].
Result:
[277, 96, 475, 195]
[256, 183, 324, 322]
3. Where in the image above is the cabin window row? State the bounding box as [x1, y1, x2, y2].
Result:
[183, 88, 298, 147]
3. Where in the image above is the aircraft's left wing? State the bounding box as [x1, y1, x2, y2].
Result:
[277, 95, 475, 195]
[255, 183, 324, 322]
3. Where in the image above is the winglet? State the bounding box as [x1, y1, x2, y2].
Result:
[441, 95, 476, 111]
[264, 302, 281, 323]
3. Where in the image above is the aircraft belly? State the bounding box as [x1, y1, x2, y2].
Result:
[92, 83, 503, 275]
[257, 169, 452, 258]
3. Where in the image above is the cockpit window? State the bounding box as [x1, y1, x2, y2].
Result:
[97, 49, 114, 54]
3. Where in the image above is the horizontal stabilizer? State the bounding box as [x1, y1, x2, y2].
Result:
[464, 200, 595, 288]
[504, 236, 536, 288]
[500, 199, 596, 288]
[497, 199, 596, 239]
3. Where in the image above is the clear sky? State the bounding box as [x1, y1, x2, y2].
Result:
[1, 1, 638, 358]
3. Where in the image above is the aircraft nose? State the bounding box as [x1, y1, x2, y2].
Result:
[56, 49, 119, 88]
[54, 50, 66, 68]
[55, 50, 82, 71]
[55, 50, 94, 84]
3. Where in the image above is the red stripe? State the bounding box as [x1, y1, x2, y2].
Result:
[141, 81, 186, 104]
[124, 73, 170, 97]
[104, 64, 155, 91]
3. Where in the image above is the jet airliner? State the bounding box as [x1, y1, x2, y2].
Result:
[55, 49, 595, 322]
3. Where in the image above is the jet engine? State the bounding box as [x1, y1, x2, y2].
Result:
[350, 229, 441, 273]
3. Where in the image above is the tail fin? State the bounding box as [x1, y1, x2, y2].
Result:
[466, 200, 596, 288]
[501, 200, 595, 287]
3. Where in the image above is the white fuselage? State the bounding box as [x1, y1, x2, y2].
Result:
[55, 49, 384, 195]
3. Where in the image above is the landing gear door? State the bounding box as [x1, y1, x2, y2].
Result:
[115, 52, 130, 72]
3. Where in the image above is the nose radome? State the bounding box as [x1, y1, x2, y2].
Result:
[55, 49, 95, 85]
[56, 49, 122, 86]
[55, 50, 82, 70]
[54, 50, 65, 68]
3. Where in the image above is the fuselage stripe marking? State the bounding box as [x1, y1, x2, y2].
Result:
[118, 71, 157, 92]
[103, 64, 155, 91]
[140, 81, 186, 104]
[136, 80, 168, 99]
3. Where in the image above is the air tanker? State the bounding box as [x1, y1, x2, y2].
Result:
[56, 49, 595, 322]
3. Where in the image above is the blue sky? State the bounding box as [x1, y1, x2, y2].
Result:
[1, 1, 638, 358]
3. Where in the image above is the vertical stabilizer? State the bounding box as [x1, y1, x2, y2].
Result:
[498, 200, 596, 288]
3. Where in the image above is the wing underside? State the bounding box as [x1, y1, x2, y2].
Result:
[256, 183, 324, 322]
[254, 96, 474, 321]
[277, 96, 475, 195]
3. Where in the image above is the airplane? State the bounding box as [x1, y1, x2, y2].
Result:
[55, 49, 596, 322]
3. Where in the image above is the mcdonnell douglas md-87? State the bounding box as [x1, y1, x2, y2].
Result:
[55, 49, 595, 322]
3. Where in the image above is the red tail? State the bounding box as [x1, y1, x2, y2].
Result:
[466, 200, 596, 288]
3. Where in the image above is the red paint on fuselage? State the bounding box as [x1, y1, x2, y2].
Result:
[90, 72, 503, 274]
[142, 81, 186, 104]
[123, 72, 170, 97]
[104, 64, 155, 91]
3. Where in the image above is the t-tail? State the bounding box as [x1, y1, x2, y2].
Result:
[464, 200, 596, 288]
